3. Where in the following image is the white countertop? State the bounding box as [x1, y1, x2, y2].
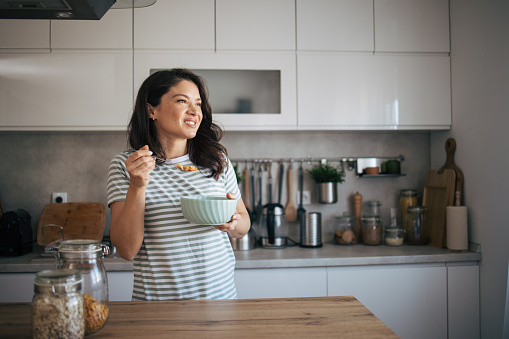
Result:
[0, 243, 481, 273]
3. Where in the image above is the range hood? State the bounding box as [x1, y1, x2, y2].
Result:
[0, 0, 116, 20]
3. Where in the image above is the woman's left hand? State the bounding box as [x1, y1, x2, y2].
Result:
[213, 193, 241, 233]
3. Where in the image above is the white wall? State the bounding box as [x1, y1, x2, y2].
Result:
[431, 1, 509, 337]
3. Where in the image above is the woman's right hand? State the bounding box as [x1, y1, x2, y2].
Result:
[125, 145, 156, 188]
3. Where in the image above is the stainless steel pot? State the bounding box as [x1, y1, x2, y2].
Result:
[229, 227, 257, 251]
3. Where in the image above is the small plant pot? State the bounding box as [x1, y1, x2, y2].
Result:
[318, 182, 338, 204]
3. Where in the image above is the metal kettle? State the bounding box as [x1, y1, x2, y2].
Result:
[229, 226, 257, 251]
[257, 203, 288, 248]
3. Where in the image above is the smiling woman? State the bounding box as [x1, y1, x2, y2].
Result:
[106, 68, 250, 301]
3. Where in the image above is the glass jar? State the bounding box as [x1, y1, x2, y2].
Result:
[361, 216, 382, 245]
[385, 227, 405, 246]
[367, 201, 382, 216]
[405, 206, 429, 245]
[400, 189, 418, 226]
[32, 269, 85, 339]
[334, 214, 357, 245]
[57, 240, 109, 335]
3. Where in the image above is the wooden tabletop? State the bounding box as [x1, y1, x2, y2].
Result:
[0, 296, 398, 338]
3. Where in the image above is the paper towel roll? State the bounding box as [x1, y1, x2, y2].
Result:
[446, 206, 468, 251]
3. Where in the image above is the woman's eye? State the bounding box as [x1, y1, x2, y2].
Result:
[177, 99, 186, 103]
[196, 102, 202, 107]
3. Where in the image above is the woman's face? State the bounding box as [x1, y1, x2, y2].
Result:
[149, 80, 203, 142]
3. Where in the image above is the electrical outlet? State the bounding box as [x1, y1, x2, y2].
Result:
[297, 190, 312, 205]
[52, 192, 67, 204]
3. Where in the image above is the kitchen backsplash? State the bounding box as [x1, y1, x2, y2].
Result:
[0, 130, 430, 244]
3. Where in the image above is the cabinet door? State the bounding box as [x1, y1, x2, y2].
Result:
[51, 8, 132, 49]
[0, 20, 50, 50]
[134, 0, 214, 50]
[0, 52, 133, 130]
[447, 264, 480, 339]
[327, 265, 448, 339]
[375, 0, 450, 53]
[134, 52, 297, 129]
[216, 0, 295, 51]
[0, 273, 35, 302]
[297, 0, 373, 52]
[235, 268, 327, 299]
[297, 54, 451, 129]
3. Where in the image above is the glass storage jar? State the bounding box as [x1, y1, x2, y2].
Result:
[334, 213, 357, 245]
[57, 240, 109, 335]
[404, 206, 429, 245]
[400, 189, 418, 227]
[367, 201, 382, 216]
[385, 227, 405, 246]
[32, 269, 85, 339]
[361, 216, 382, 245]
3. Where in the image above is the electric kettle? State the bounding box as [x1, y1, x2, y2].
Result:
[257, 203, 288, 248]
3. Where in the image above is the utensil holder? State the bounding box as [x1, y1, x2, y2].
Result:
[300, 212, 322, 248]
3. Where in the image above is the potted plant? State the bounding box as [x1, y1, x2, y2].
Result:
[307, 163, 345, 204]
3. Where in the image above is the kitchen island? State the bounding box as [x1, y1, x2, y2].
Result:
[0, 296, 397, 338]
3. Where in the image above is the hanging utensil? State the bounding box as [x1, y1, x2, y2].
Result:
[243, 162, 251, 211]
[285, 161, 297, 222]
[297, 160, 306, 224]
[267, 160, 273, 204]
[278, 161, 284, 205]
[250, 162, 257, 223]
[255, 162, 264, 223]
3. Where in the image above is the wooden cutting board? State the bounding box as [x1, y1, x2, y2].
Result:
[423, 169, 456, 248]
[438, 138, 464, 204]
[37, 202, 106, 246]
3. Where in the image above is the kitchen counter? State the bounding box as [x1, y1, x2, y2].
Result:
[0, 296, 397, 338]
[0, 243, 481, 273]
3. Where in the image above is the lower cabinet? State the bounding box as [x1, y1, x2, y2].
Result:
[235, 267, 327, 299]
[235, 263, 480, 339]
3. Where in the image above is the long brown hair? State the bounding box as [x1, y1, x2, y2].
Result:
[127, 69, 228, 180]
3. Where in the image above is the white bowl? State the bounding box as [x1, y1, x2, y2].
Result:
[180, 196, 237, 225]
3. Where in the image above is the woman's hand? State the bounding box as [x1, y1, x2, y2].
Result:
[125, 145, 156, 188]
[213, 193, 242, 233]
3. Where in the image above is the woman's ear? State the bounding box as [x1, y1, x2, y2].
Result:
[148, 104, 156, 120]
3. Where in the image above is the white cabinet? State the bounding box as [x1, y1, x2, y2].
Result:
[327, 264, 448, 339]
[235, 268, 327, 299]
[51, 8, 132, 49]
[216, 0, 295, 51]
[134, 0, 214, 51]
[447, 264, 480, 339]
[297, 54, 451, 130]
[0, 52, 133, 130]
[134, 52, 297, 130]
[0, 20, 50, 50]
[0, 272, 35, 302]
[107, 271, 134, 301]
[296, 0, 373, 52]
[374, 0, 450, 53]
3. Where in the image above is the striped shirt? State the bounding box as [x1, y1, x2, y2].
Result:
[107, 152, 240, 300]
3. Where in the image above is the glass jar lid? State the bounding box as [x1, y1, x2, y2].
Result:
[361, 216, 381, 222]
[58, 239, 103, 259]
[407, 206, 427, 213]
[400, 189, 418, 197]
[34, 269, 83, 293]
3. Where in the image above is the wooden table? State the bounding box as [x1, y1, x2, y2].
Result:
[0, 296, 398, 338]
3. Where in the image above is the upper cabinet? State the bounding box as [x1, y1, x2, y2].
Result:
[134, 0, 214, 50]
[0, 52, 133, 130]
[297, 54, 451, 129]
[0, 20, 50, 50]
[51, 8, 132, 49]
[296, 0, 449, 53]
[297, 0, 373, 52]
[216, 0, 295, 51]
[374, 0, 450, 53]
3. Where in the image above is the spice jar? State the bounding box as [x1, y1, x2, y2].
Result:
[385, 208, 404, 246]
[334, 213, 357, 245]
[361, 216, 382, 245]
[404, 206, 429, 245]
[400, 189, 418, 226]
[57, 240, 109, 335]
[32, 269, 85, 339]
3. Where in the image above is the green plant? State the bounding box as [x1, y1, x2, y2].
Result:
[307, 163, 345, 183]
[234, 164, 244, 183]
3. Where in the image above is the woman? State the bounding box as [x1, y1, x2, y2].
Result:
[107, 69, 250, 300]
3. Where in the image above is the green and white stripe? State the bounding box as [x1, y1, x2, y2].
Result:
[107, 152, 239, 300]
